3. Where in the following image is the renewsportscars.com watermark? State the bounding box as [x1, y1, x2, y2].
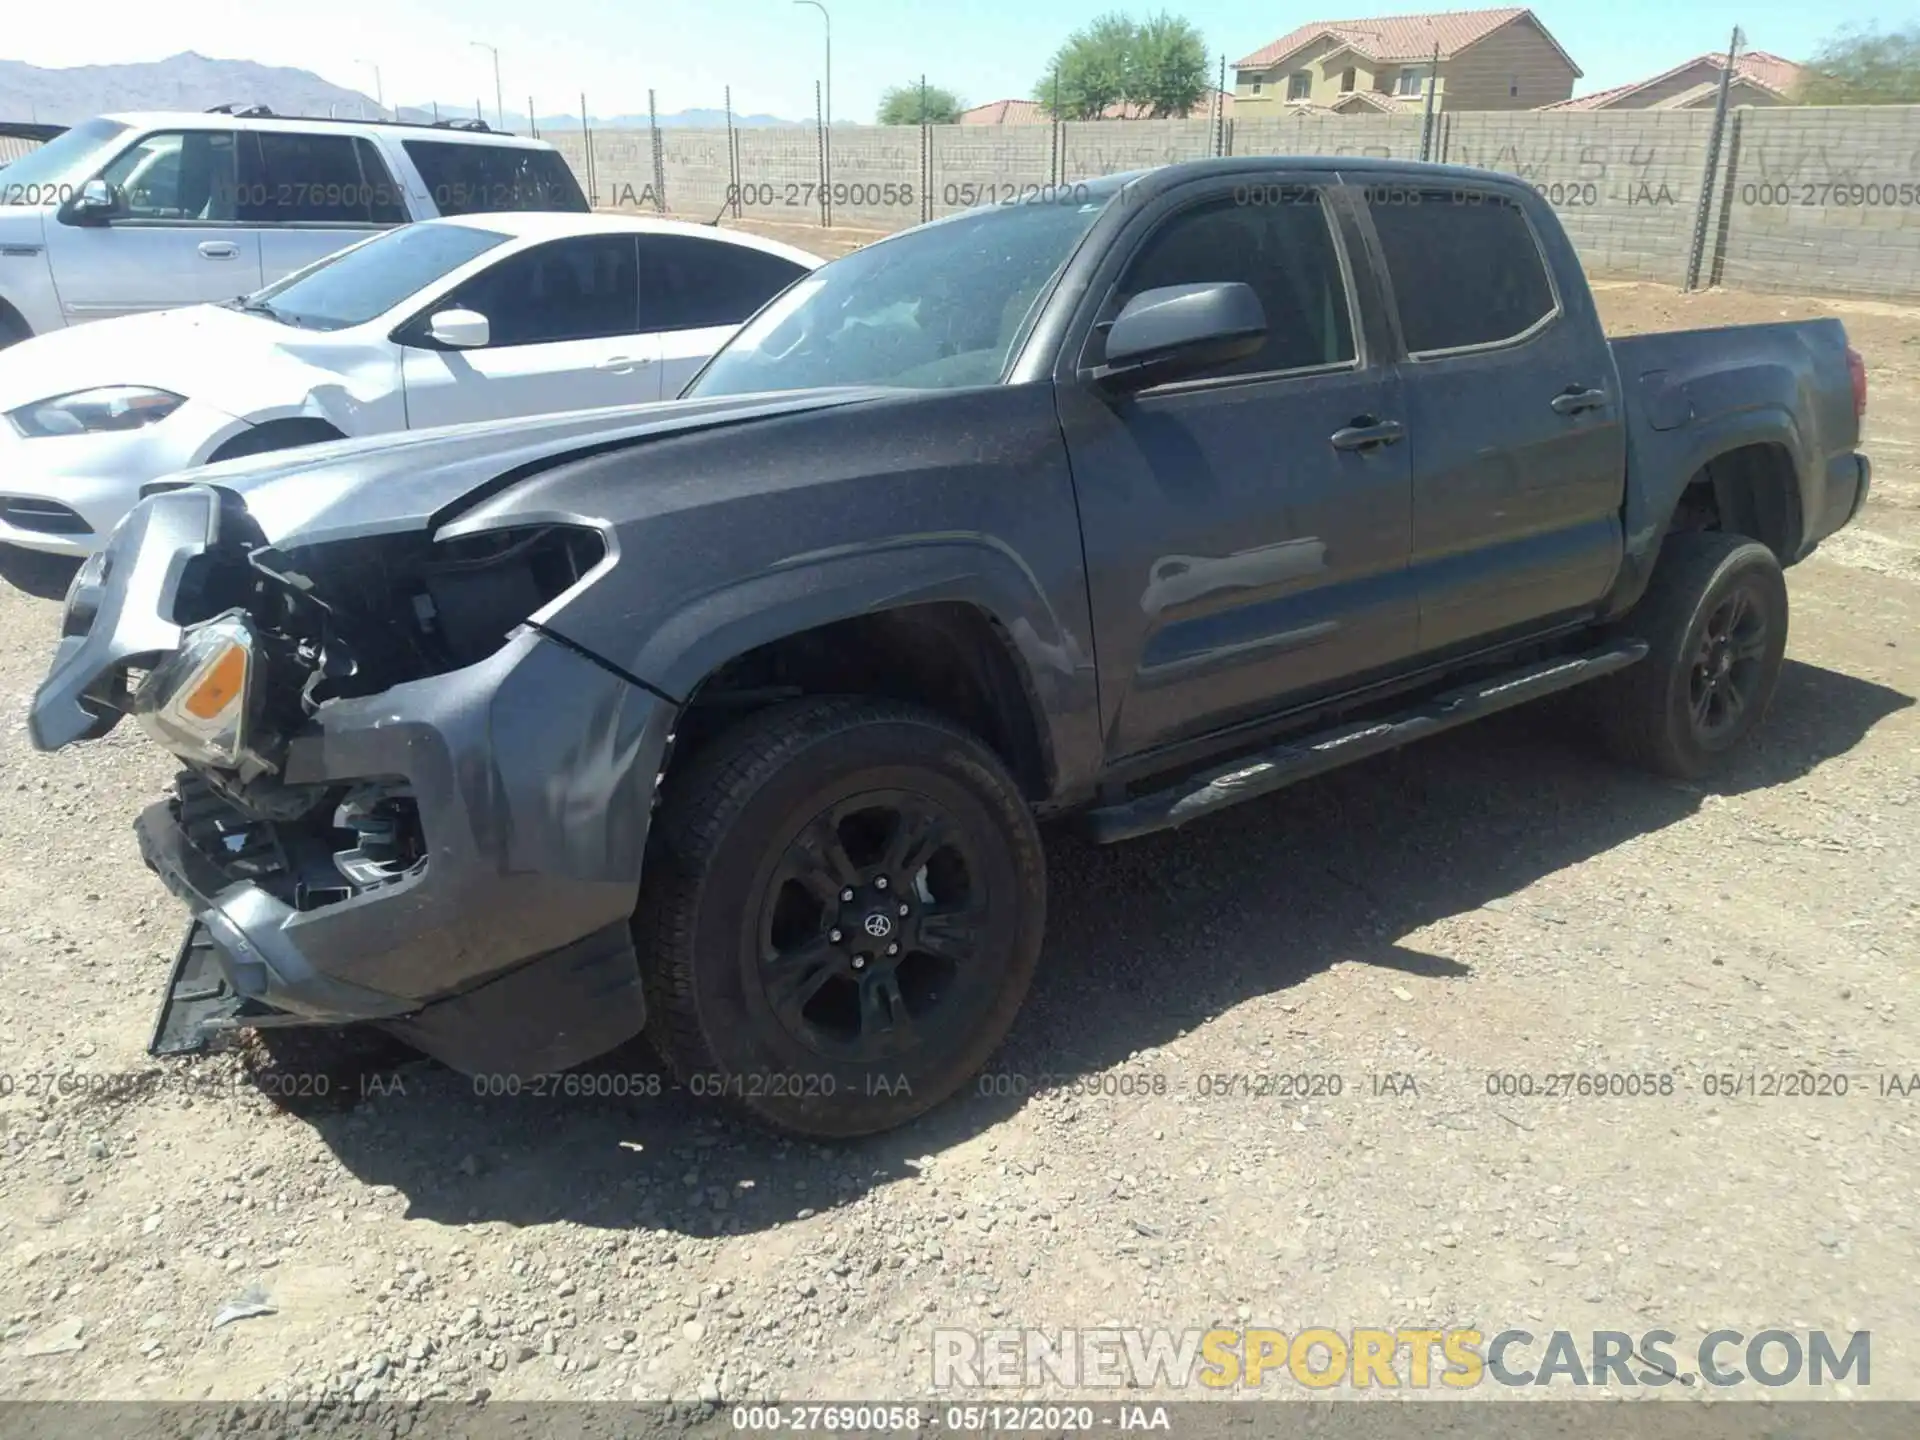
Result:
[932, 1327, 1871, 1391]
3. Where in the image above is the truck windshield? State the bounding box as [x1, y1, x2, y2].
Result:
[0, 118, 130, 194]
[240, 221, 509, 331]
[686, 192, 1116, 396]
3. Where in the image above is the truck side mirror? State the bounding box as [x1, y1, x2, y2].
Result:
[1092, 282, 1267, 390]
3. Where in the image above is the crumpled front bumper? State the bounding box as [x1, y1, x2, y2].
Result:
[134, 624, 676, 1075]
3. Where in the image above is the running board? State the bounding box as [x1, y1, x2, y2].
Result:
[1080, 639, 1649, 845]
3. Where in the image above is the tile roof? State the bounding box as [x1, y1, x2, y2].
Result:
[1539, 50, 1805, 110]
[958, 99, 1050, 125]
[1233, 7, 1558, 69]
[1329, 90, 1417, 112]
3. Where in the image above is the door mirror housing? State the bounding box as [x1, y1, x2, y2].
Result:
[63, 178, 118, 226]
[1093, 282, 1267, 390]
[425, 308, 491, 349]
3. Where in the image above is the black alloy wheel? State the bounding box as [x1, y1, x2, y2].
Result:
[1686, 581, 1771, 744]
[1592, 531, 1788, 778]
[639, 696, 1046, 1137]
[757, 790, 990, 1063]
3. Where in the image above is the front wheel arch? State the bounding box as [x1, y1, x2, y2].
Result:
[205, 416, 347, 465]
[0, 299, 31, 350]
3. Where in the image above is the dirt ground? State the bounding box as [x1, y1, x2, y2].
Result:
[0, 277, 1916, 1412]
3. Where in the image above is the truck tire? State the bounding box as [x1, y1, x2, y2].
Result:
[1592, 532, 1788, 779]
[637, 696, 1046, 1137]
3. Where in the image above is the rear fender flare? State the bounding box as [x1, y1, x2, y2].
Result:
[1607, 401, 1807, 618]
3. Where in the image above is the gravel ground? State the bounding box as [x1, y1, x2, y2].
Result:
[0, 281, 1915, 1408]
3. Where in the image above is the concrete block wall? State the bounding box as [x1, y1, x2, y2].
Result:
[1436, 110, 1714, 285]
[1061, 118, 1215, 178]
[817, 126, 925, 228]
[1231, 113, 1426, 160]
[723, 128, 821, 224]
[543, 105, 1920, 302]
[1715, 105, 1920, 300]
[654, 131, 737, 220]
[926, 124, 1057, 219]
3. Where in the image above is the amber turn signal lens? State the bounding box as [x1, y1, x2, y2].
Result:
[183, 644, 247, 720]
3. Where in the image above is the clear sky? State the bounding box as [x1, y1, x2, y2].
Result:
[2, 0, 1900, 122]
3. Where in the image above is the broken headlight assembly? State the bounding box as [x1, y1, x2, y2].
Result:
[130, 610, 263, 770]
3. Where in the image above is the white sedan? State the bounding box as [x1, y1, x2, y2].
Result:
[0, 212, 823, 556]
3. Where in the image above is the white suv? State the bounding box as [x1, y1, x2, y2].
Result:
[0, 108, 588, 347]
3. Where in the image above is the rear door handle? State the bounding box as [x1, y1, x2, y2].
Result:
[1551, 385, 1608, 416]
[197, 241, 239, 259]
[1330, 417, 1406, 452]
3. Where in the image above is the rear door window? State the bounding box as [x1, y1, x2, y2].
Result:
[638, 234, 810, 330]
[243, 132, 408, 225]
[402, 141, 589, 215]
[1364, 186, 1557, 355]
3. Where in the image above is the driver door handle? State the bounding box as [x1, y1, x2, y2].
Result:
[1330, 416, 1406, 452]
[596, 355, 652, 372]
[198, 241, 239, 259]
[1551, 385, 1608, 416]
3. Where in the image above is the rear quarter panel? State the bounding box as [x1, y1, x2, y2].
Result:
[1608, 318, 1856, 608]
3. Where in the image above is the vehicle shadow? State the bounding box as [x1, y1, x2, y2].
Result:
[0, 544, 79, 601]
[300, 657, 1910, 1234]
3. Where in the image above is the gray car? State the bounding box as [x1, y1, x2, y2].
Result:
[28, 158, 1870, 1138]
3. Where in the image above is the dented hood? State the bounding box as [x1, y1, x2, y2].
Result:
[173, 388, 895, 549]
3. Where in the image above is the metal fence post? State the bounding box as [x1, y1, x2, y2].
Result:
[1214, 54, 1227, 157]
[1050, 71, 1062, 186]
[1418, 44, 1439, 161]
[579, 92, 596, 206]
[725, 86, 740, 219]
[814, 81, 828, 227]
[919, 74, 932, 223]
[1686, 26, 1743, 292]
[1706, 105, 1747, 290]
[648, 89, 667, 214]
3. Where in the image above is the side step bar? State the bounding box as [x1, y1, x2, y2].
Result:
[1080, 639, 1649, 845]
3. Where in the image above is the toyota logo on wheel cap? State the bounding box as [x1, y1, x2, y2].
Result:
[863, 913, 895, 939]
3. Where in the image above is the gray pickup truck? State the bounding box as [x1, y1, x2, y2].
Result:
[29, 157, 1871, 1138]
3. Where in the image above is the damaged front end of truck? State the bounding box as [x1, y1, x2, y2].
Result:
[29, 472, 674, 1076]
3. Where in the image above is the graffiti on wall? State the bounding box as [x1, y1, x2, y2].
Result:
[1442, 124, 1690, 208]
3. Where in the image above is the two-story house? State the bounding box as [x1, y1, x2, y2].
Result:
[1231, 7, 1581, 116]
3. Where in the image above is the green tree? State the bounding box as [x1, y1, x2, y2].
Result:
[1125, 13, 1210, 117]
[1794, 22, 1920, 103]
[877, 83, 966, 125]
[1035, 12, 1139, 119]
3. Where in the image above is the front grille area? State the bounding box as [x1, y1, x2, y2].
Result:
[0, 496, 92, 535]
[171, 772, 427, 914]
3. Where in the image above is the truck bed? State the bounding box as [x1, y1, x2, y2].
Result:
[1609, 317, 1865, 565]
